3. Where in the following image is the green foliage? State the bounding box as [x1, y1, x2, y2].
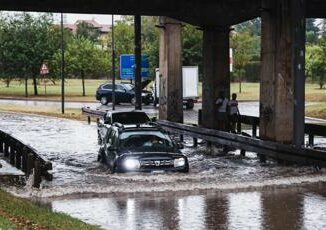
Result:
[231, 31, 254, 74]
[306, 19, 319, 44]
[306, 40, 326, 89]
[0, 13, 63, 94]
[76, 21, 100, 42]
[0, 189, 100, 230]
[182, 24, 203, 78]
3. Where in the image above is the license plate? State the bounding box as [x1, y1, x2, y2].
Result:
[152, 170, 164, 173]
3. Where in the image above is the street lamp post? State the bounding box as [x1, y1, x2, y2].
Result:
[60, 12, 65, 114]
[112, 14, 116, 110]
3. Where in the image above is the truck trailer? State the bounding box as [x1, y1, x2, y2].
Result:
[154, 66, 199, 109]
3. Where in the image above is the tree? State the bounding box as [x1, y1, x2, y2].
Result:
[76, 21, 100, 42]
[0, 13, 58, 96]
[182, 24, 203, 78]
[306, 19, 319, 44]
[230, 31, 253, 92]
[63, 37, 110, 96]
[142, 17, 160, 78]
[306, 43, 326, 89]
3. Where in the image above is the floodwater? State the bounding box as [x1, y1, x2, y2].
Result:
[0, 111, 326, 229]
[51, 185, 326, 230]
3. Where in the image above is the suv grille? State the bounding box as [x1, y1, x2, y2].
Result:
[141, 159, 173, 167]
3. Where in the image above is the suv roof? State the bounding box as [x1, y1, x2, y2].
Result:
[112, 123, 164, 133]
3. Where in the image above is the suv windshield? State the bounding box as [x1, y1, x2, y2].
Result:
[112, 112, 150, 124]
[119, 131, 174, 151]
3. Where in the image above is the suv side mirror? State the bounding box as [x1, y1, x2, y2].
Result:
[151, 117, 157, 122]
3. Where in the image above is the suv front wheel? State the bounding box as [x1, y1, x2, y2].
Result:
[100, 96, 109, 105]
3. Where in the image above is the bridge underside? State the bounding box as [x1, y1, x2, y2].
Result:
[0, 0, 326, 26]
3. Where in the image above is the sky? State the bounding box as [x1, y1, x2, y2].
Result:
[53, 13, 121, 25]
[2, 11, 120, 25]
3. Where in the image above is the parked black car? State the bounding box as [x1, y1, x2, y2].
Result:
[96, 81, 154, 105]
[97, 123, 189, 173]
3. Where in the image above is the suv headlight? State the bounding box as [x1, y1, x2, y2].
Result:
[174, 158, 185, 167]
[124, 158, 140, 170]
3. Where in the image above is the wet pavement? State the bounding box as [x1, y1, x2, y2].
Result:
[0, 110, 325, 229]
[0, 99, 325, 124]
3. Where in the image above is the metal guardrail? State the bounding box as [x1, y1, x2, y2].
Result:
[156, 119, 326, 166]
[0, 130, 52, 188]
[82, 107, 326, 166]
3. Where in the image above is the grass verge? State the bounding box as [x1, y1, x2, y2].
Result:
[1, 79, 325, 102]
[0, 105, 86, 121]
[0, 189, 100, 230]
[306, 102, 326, 120]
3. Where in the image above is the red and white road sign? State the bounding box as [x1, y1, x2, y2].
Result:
[40, 63, 49, 75]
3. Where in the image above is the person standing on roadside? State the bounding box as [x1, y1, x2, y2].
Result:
[216, 91, 229, 131]
[228, 93, 240, 133]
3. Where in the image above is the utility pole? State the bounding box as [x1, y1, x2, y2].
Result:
[134, 15, 142, 110]
[60, 12, 65, 114]
[112, 14, 116, 110]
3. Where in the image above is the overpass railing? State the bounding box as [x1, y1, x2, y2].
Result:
[0, 130, 53, 188]
[82, 107, 326, 166]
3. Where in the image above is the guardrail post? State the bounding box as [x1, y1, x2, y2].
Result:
[308, 134, 314, 146]
[88, 116, 91, 124]
[33, 159, 42, 188]
[15, 147, 22, 169]
[237, 121, 241, 134]
[192, 124, 198, 147]
[252, 123, 257, 138]
[0, 137, 3, 153]
[9, 144, 15, 165]
[198, 109, 202, 126]
[26, 153, 35, 175]
[179, 134, 184, 142]
[4, 142, 9, 158]
[22, 150, 27, 173]
[259, 154, 266, 163]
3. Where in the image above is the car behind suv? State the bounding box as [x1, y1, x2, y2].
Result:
[98, 123, 189, 173]
[97, 111, 152, 145]
[96, 81, 153, 105]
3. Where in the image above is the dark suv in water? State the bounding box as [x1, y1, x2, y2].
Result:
[98, 123, 189, 173]
[95, 81, 154, 105]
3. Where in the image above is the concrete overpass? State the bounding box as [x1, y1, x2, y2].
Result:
[1, 0, 325, 147]
[0, 0, 326, 25]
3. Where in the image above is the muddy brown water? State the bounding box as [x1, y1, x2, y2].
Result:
[0, 111, 325, 229]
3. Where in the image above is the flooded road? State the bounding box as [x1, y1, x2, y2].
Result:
[0, 111, 325, 197]
[51, 184, 326, 230]
[0, 111, 325, 229]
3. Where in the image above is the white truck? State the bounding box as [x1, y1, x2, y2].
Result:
[154, 66, 199, 109]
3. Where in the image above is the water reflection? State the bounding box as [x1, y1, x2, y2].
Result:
[51, 185, 326, 230]
[227, 192, 262, 230]
[303, 191, 326, 230]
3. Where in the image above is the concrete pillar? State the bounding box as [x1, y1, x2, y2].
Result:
[202, 26, 230, 129]
[260, 0, 306, 145]
[158, 17, 183, 123]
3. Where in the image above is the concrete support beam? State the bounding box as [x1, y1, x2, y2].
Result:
[202, 26, 230, 129]
[158, 17, 183, 123]
[260, 0, 306, 145]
